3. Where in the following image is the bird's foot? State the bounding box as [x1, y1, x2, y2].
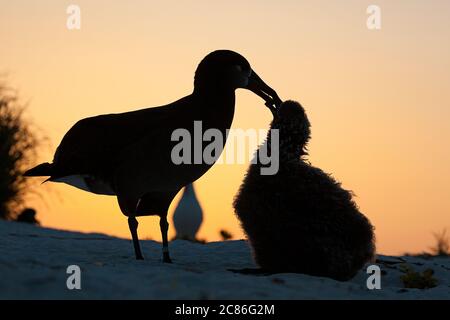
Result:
[135, 254, 144, 260]
[163, 252, 172, 263]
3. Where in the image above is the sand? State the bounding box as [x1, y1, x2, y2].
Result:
[0, 220, 448, 299]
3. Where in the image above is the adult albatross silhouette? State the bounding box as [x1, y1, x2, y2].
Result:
[24, 50, 282, 263]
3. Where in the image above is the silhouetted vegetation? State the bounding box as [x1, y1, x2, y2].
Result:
[404, 229, 450, 258]
[0, 82, 40, 220]
[399, 265, 438, 289]
[430, 229, 449, 257]
[16, 208, 40, 225]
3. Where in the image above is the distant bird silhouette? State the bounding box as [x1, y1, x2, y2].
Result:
[234, 100, 375, 281]
[24, 50, 282, 263]
[172, 183, 203, 241]
[219, 229, 233, 241]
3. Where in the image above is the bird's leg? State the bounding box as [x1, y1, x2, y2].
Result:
[128, 216, 144, 260]
[159, 215, 172, 263]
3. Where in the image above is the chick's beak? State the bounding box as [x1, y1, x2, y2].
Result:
[246, 70, 283, 114]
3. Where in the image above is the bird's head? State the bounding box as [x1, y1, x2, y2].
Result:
[271, 100, 311, 158]
[194, 50, 282, 113]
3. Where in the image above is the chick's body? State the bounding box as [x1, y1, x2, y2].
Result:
[234, 101, 375, 281]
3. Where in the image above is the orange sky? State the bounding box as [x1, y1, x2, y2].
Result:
[1, 0, 449, 255]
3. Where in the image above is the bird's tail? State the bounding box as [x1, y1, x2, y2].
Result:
[23, 162, 54, 177]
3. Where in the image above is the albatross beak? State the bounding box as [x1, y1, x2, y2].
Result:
[246, 70, 283, 115]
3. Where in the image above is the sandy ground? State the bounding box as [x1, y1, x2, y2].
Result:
[0, 220, 449, 299]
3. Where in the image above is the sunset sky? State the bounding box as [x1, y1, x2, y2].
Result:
[1, 0, 449, 255]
